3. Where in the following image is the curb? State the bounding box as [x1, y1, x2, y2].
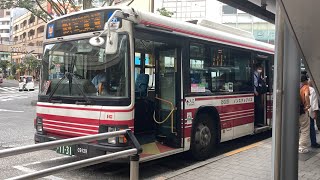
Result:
[31, 100, 37, 106]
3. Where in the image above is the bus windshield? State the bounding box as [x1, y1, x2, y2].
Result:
[41, 34, 129, 100]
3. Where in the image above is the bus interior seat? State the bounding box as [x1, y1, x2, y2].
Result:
[134, 74, 156, 143]
[134, 97, 156, 144]
[135, 74, 149, 98]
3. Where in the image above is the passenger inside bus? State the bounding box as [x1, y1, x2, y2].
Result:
[133, 40, 163, 143]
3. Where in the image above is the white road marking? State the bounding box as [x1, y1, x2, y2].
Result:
[12, 165, 65, 180]
[10, 156, 70, 180]
[0, 109, 24, 113]
[0, 88, 38, 102]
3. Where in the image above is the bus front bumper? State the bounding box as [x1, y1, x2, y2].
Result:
[34, 133, 131, 158]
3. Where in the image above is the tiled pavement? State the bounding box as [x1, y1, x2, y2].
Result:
[157, 135, 320, 180]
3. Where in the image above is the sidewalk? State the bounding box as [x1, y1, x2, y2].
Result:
[157, 135, 320, 180]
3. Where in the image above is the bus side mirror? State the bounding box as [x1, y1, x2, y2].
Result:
[105, 31, 118, 55]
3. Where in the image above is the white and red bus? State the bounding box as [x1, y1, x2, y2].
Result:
[35, 7, 274, 161]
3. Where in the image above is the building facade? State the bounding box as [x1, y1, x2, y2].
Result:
[0, 9, 12, 61]
[0, 9, 11, 44]
[159, 0, 275, 44]
[10, 11, 45, 64]
[221, 5, 275, 44]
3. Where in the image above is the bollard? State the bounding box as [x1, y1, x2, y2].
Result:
[130, 154, 140, 180]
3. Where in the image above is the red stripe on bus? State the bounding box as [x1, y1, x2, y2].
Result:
[43, 126, 96, 137]
[140, 20, 274, 53]
[183, 115, 254, 137]
[194, 94, 254, 101]
[37, 104, 134, 112]
[217, 103, 254, 114]
[42, 119, 99, 131]
[43, 124, 98, 134]
[183, 104, 255, 118]
[37, 113, 134, 126]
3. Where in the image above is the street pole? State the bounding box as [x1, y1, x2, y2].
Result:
[272, 1, 301, 179]
[130, 154, 139, 180]
[280, 22, 300, 180]
[272, 2, 284, 179]
[150, 0, 155, 13]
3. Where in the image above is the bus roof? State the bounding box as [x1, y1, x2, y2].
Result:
[46, 6, 274, 54]
[133, 8, 274, 54]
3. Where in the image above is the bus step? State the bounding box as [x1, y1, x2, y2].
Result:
[254, 126, 271, 134]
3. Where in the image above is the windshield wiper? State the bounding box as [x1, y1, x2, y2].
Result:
[47, 73, 69, 103]
[69, 73, 93, 105]
[47, 71, 92, 105]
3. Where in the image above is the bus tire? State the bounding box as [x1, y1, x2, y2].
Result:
[190, 113, 217, 160]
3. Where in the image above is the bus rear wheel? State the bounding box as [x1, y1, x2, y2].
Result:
[190, 113, 217, 160]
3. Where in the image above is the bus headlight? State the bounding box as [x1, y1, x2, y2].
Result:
[98, 125, 128, 145]
[35, 117, 43, 133]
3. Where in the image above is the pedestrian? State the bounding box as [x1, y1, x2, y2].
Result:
[253, 63, 267, 127]
[308, 79, 320, 148]
[299, 74, 311, 153]
[22, 77, 27, 90]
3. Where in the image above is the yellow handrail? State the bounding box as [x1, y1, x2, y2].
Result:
[153, 97, 176, 134]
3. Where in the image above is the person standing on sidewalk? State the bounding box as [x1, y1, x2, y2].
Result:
[299, 75, 311, 153]
[308, 79, 320, 148]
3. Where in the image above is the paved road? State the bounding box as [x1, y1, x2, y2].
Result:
[0, 80, 271, 179]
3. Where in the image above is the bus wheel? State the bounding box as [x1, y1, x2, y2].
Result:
[191, 113, 216, 160]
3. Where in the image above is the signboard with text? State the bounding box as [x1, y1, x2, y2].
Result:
[47, 9, 121, 39]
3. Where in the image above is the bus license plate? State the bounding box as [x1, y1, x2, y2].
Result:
[56, 146, 73, 156]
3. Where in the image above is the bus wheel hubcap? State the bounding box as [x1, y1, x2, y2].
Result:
[196, 124, 211, 147]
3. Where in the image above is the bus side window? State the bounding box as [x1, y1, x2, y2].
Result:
[210, 46, 252, 93]
[189, 43, 212, 94]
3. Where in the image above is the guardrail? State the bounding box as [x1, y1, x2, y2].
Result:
[0, 129, 142, 180]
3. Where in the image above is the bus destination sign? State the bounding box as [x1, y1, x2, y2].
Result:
[47, 10, 118, 39]
[60, 11, 103, 36]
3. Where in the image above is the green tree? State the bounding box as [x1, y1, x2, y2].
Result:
[0, 60, 9, 76]
[17, 63, 27, 76]
[157, 7, 174, 17]
[1, 0, 115, 23]
[24, 56, 41, 75]
[8, 62, 17, 77]
[0, 0, 80, 22]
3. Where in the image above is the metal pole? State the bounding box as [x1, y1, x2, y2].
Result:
[271, 2, 284, 180]
[150, 0, 155, 13]
[0, 130, 128, 158]
[130, 154, 140, 180]
[280, 23, 300, 180]
[9, 148, 138, 180]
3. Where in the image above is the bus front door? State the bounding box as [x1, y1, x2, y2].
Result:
[155, 48, 181, 147]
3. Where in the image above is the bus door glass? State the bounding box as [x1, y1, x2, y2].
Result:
[155, 47, 180, 146]
[254, 54, 271, 127]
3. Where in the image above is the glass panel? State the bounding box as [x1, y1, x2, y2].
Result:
[210, 47, 252, 93]
[190, 43, 210, 93]
[189, 43, 252, 94]
[41, 34, 129, 99]
[159, 49, 176, 109]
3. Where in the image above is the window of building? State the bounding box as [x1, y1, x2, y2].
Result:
[189, 42, 252, 94]
[6, 11, 10, 16]
[29, 15, 35, 24]
[222, 5, 237, 14]
[28, 29, 35, 37]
